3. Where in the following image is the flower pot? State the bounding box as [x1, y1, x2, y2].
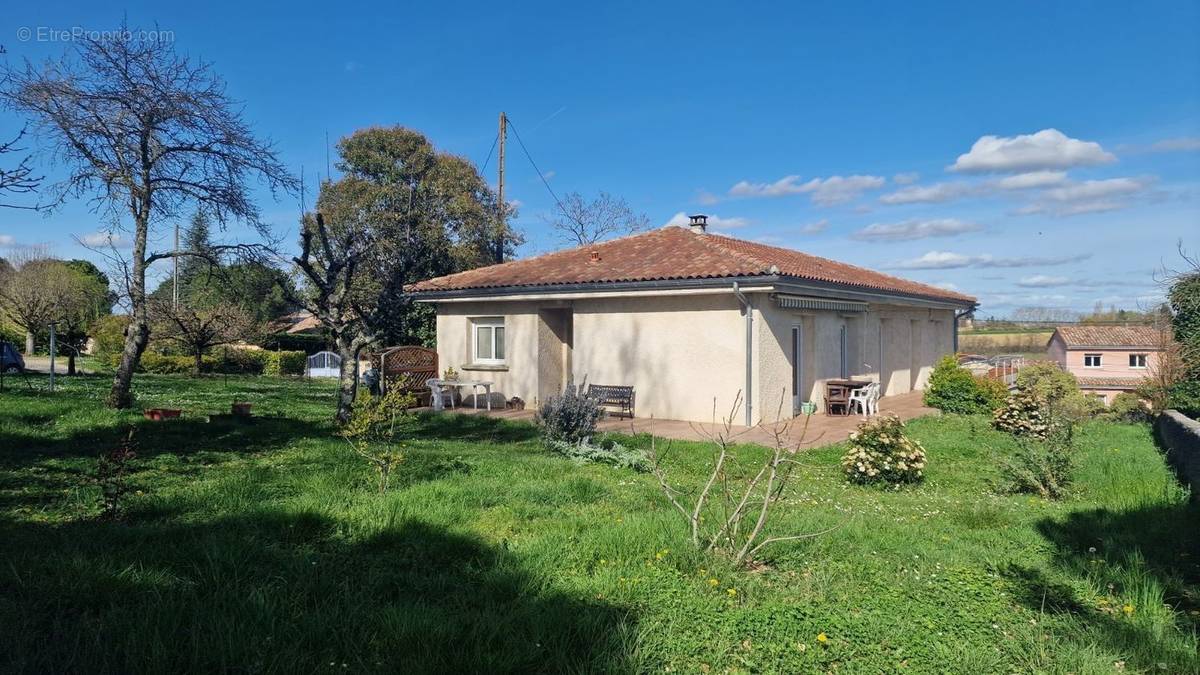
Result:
[231, 402, 253, 417]
[143, 408, 182, 421]
[800, 402, 818, 416]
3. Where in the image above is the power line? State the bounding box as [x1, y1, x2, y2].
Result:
[505, 117, 588, 232]
[479, 132, 499, 175]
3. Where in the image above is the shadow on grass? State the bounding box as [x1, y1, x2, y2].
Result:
[408, 411, 539, 444]
[0, 511, 636, 673]
[1001, 501, 1200, 672]
[0, 415, 329, 467]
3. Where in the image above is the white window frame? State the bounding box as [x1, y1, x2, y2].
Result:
[1129, 353, 1148, 369]
[1084, 353, 1102, 368]
[471, 317, 506, 365]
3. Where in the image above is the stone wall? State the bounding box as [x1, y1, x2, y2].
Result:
[1154, 410, 1200, 500]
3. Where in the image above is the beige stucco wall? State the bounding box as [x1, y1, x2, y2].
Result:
[756, 302, 955, 422]
[433, 293, 957, 425]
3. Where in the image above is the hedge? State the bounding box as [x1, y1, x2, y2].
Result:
[264, 350, 306, 376]
[136, 349, 306, 376]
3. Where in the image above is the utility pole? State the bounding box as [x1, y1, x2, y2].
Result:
[496, 111, 506, 264]
[172, 221, 180, 310]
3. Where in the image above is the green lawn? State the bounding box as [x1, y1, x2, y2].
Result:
[1, 374, 1197, 673]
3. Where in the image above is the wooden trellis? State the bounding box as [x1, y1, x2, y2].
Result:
[374, 346, 438, 404]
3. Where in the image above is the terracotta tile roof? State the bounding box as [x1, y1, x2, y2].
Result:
[1053, 325, 1166, 348]
[409, 226, 975, 304]
[1077, 376, 1144, 389]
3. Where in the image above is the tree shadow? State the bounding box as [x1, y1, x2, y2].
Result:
[0, 511, 636, 672]
[1000, 500, 1200, 672]
[407, 411, 539, 444]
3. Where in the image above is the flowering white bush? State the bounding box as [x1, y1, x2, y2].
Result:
[842, 414, 927, 485]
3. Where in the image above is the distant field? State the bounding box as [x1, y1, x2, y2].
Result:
[959, 330, 1053, 357]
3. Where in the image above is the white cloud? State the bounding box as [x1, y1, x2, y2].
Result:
[728, 174, 885, 206]
[1017, 275, 1072, 288]
[800, 219, 829, 234]
[696, 190, 719, 206]
[879, 182, 975, 205]
[542, 170, 556, 181]
[0, 235, 14, 247]
[892, 172, 920, 185]
[1016, 177, 1150, 217]
[950, 129, 1115, 173]
[80, 232, 131, 248]
[932, 281, 960, 291]
[891, 250, 1091, 270]
[852, 218, 981, 242]
[1149, 137, 1200, 153]
[664, 211, 749, 230]
[994, 171, 1068, 190]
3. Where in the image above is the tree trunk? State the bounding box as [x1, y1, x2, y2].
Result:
[109, 212, 151, 409]
[334, 335, 360, 424]
[67, 352, 76, 376]
[193, 349, 204, 377]
[24, 331, 33, 356]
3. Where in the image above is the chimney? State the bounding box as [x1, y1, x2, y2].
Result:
[589, 250, 601, 263]
[688, 214, 708, 234]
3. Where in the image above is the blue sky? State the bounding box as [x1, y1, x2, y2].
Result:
[1, 1, 1197, 316]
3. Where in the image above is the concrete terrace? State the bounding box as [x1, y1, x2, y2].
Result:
[424, 390, 938, 448]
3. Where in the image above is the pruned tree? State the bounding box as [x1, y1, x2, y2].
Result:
[0, 246, 57, 354]
[0, 126, 42, 208]
[151, 298, 255, 375]
[1, 27, 295, 407]
[542, 191, 650, 246]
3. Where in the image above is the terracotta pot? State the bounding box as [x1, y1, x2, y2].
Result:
[231, 402, 252, 417]
[143, 408, 182, 421]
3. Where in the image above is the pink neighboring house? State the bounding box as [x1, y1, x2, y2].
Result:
[1046, 325, 1166, 404]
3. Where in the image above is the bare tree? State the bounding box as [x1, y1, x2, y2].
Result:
[291, 204, 381, 424]
[542, 191, 650, 246]
[0, 246, 56, 355]
[151, 299, 255, 376]
[0, 126, 42, 208]
[1, 27, 295, 407]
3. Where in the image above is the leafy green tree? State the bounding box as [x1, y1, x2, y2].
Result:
[1170, 270, 1200, 376]
[52, 259, 113, 374]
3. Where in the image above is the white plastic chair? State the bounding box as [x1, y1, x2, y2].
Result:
[849, 382, 880, 417]
[425, 378, 455, 410]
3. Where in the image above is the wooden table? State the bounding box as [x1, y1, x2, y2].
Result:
[824, 379, 869, 416]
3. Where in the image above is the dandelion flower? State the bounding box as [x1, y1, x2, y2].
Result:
[816, 632, 828, 644]
[708, 578, 719, 587]
[1122, 604, 1135, 615]
[727, 588, 737, 597]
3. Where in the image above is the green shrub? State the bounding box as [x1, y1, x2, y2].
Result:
[210, 348, 267, 375]
[999, 423, 1075, 499]
[1103, 392, 1150, 423]
[923, 356, 1008, 414]
[842, 414, 927, 486]
[91, 315, 130, 367]
[536, 388, 601, 446]
[546, 437, 651, 472]
[140, 353, 207, 374]
[1015, 361, 1079, 404]
[1167, 379, 1200, 419]
[263, 350, 306, 376]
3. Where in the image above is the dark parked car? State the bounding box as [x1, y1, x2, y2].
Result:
[1, 341, 25, 374]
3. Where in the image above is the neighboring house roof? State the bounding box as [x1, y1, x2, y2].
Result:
[1051, 325, 1166, 349]
[408, 226, 975, 304]
[267, 310, 323, 335]
[1077, 376, 1144, 390]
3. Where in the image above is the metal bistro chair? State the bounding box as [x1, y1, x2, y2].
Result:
[849, 382, 881, 417]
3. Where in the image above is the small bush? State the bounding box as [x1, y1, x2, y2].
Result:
[90, 315, 130, 367]
[1015, 361, 1079, 404]
[843, 414, 927, 486]
[263, 350, 306, 376]
[1103, 392, 1149, 423]
[992, 389, 1054, 439]
[547, 437, 651, 472]
[341, 388, 416, 492]
[925, 356, 1000, 414]
[140, 353, 206, 374]
[96, 429, 137, 520]
[536, 388, 601, 446]
[999, 424, 1075, 499]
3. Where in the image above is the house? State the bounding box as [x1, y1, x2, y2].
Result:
[1046, 325, 1167, 404]
[408, 216, 977, 425]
